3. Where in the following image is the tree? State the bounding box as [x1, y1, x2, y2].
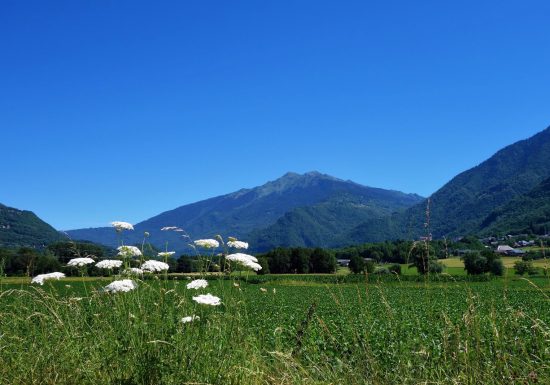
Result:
[462, 252, 487, 275]
[176, 256, 194, 273]
[309, 248, 336, 273]
[462, 250, 504, 276]
[47, 241, 106, 263]
[290, 248, 310, 274]
[267, 248, 292, 274]
[409, 242, 442, 275]
[257, 256, 270, 275]
[348, 254, 365, 274]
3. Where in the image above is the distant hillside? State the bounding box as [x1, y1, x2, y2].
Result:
[480, 176, 550, 235]
[67, 172, 423, 252]
[248, 191, 416, 251]
[387, 126, 550, 239]
[0, 203, 64, 248]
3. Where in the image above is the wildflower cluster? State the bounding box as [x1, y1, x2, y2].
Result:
[227, 240, 249, 249]
[186, 279, 208, 290]
[192, 293, 221, 306]
[67, 257, 95, 267]
[95, 260, 123, 269]
[117, 246, 142, 258]
[31, 272, 65, 285]
[111, 221, 134, 231]
[181, 315, 200, 323]
[141, 260, 170, 272]
[226, 253, 262, 271]
[104, 279, 138, 293]
[194, 239, 220, 249]
[158, 251, 175, 258]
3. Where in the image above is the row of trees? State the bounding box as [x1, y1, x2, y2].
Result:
[0, 238, 536, 278]
[256, 247, 337, 274]
[335, 236, 486, 264]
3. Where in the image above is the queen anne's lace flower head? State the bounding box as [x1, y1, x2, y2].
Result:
[111, 221, 134, 231]
[227, 240, 249, 249]
[158, 251, 176, 258]
[193, 239, 219, 249]
[117, 246, 142, 258]
[192, 293, 221, 306]
[31, 272, 65, 285]
[141, 260, 170, 272]
[67, 257, 95, 267]
[186, 279, 208, 290]
[104, 279, 137, 293]
[181, 315, 200, 323]
[226, 253, 262, 271]
[95, 260, 123, 269]
[123, 267, 144, 276]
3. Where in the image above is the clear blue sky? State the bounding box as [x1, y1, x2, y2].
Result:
[1, 0, 549, 230]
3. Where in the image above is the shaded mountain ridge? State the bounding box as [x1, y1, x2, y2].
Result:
[67, 171, 423, 252]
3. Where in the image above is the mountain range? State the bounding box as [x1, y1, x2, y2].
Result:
[65, 172, 423, 252]
[3, 125, 550, 251]
[397, 126, 550, 239]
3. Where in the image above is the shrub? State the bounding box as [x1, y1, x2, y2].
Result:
[514, 260, 535, 276]
[349, 254, 365, 274]
[365, 260, 375, 274]
[428, 260, 444, 274]
[388, 263, 402, 275]
[488, 258, 504, 276]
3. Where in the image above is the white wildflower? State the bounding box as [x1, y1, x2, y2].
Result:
[95, 259, 123, 269]
[111, 221, 134, 231]
[181, 315, 200, 324]
[227, 252, 258, 263]
[123, 267, 144, 275]
[226, 253, 262, 271]
[192, 293, 221, 306]
[158, 251, 176, 258]
[260, 287, 267, 292]
[141, 260, 170, 272]
[31, 272, 65, 285]
[161, 226, 179, 231]
[186, 279, 208, 290]
[117, 245, 142, 258]
[193, 239, 219, 249]
[104, 279, 137, 293]
[227, 240, 249, 249]
[67, 257, 95, 267]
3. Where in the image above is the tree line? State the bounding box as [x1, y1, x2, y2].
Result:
[0, 237, 531, 277]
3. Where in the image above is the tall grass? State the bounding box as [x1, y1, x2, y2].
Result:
[0, 275, 548, 384]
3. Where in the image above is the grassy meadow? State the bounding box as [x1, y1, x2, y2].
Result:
[0, 272, 549, 385]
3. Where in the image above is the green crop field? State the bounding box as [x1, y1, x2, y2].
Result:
[440, 256, 550, 269]
[0, 274, 549, 385]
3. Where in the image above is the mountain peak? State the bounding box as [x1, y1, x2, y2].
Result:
[279, 170, 341, 182]
[258, 171, 343, 196]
